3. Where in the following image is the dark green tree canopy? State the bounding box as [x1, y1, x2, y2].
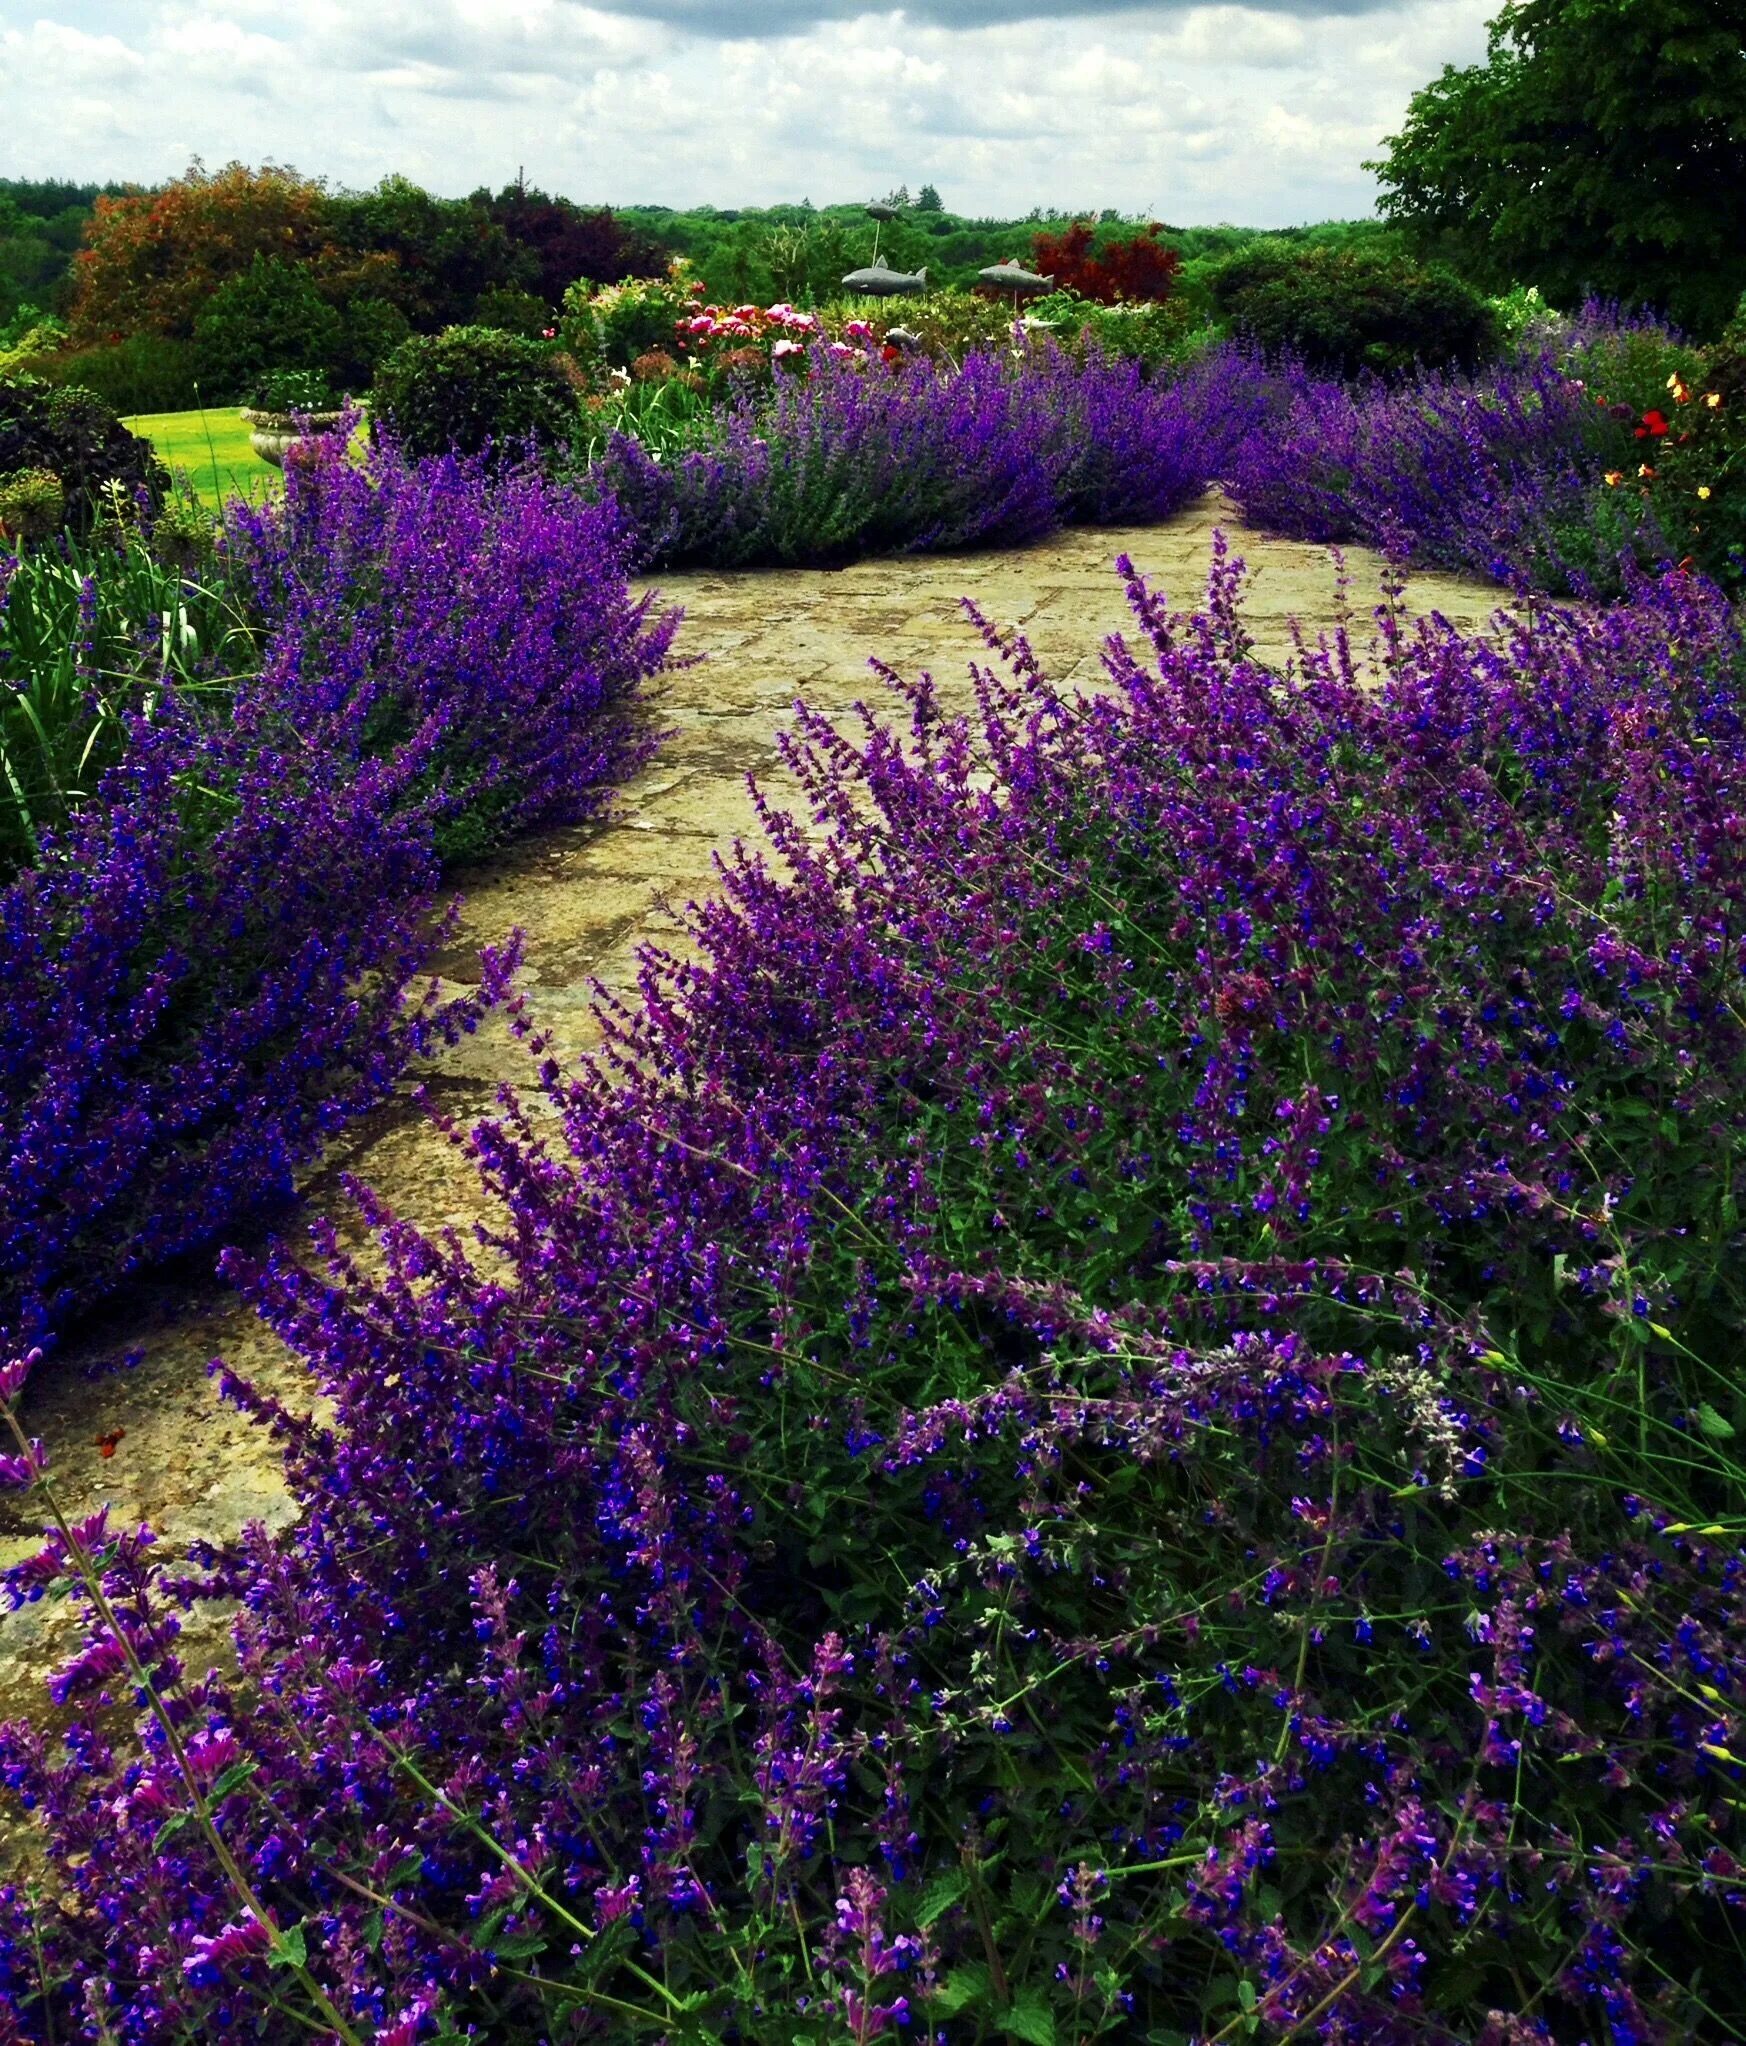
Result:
[1372, 0, 1746, 335]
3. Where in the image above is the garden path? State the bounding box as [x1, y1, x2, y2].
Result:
[0, 493, 1499, 1731]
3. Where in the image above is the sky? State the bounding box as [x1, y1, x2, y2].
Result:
[0, 0, 1495, 224]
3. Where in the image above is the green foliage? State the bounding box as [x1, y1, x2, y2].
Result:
[0, 468, 64, 543]
[11, 335, 203, 416]
[0, 375, 168, 535]
[472, 284, 552, 338]
[328, 174, 529, 331]
[371, 325, 577, 459]
[1373, 0, 1746, 337]
[1028, 291, 1208, 373]
[1588, 303, 1746, 590]
[572, 375, 716, 464]
[193, 253, 344, 401]
[613, 203, 1402, 309]
[0, 179, 118, 325]
[333, 293, 411, 391]
[248, 367, 337, 412]
[0, 306, 67, 377]
[1208, 244, 1500, 378]
[0, 520, 252, 876]
[560, 267, 700, 373]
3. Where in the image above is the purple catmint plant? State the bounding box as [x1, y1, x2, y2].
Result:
[0, 547, 1744, 2042]
[1223, 339, 1674, 593]
[0, 431, 671, 1357]
[586, 340, 1251, 570]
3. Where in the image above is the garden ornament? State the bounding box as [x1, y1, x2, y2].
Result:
[978, 260, 1054, 308]
[841, 262, 929, 296]
[864, 199, 902, 265]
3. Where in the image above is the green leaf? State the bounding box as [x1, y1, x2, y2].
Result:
[916, 1867, 968, 1926]
[928, 1963, 991, 2017]
[490, 1930, 549, 1962]
[267, 1924, 307, 1972]
[1003, 1989, 1057, 2046]
[1238, 1979, 1258, 2014]
[209, 1759, 258, 1801]
[152, 1811, 193, 1851]
[1698, 1403, 1737, 1441]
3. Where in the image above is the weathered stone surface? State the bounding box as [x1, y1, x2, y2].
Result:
[0, 493, 1501, 1722]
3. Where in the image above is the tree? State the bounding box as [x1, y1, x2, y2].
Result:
[1372, 0, 1746, 335]
[915, 184, 944, 213]
[328, 175, 528, 331]
[1030, 221, 1180, 304]
[482, 186, 668, 306]
[192, 253, 343, 399]
[70, 162, 334, 343]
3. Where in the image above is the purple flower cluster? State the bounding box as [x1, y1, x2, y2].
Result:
[588, 341, 1253, 569]
[0, 431, 671, 1355]
[1, 543, 1743, 2039]
[1222, 330, 1672, 593]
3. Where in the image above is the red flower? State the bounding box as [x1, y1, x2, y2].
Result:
[1641, 410, 1670, 437]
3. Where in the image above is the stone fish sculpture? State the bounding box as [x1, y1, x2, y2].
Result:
[978, 259, 1053, 295]
[840, 262, 929, 296]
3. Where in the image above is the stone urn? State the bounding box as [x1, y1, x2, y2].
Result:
[240, 408, 348, 469]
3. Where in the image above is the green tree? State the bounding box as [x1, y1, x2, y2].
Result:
[1372, 0, 1746, 335]
[192, 253, 342, 399]
[915, 184, 944, 213]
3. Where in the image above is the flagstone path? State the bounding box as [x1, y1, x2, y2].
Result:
[0, 492, 1500, 1731]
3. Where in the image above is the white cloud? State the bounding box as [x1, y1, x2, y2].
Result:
[0, 0, 1495, 221]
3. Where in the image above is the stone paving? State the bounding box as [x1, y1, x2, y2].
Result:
[0, 491, 1501, 1728]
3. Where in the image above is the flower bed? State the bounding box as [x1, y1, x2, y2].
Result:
[0, 434, 672, 1355]
[588, 342, 1253, 569]
[3, 553, 1744, 2040]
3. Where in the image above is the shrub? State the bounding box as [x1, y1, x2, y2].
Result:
[1602, 307, 1746, 590]
[331, 293, 410, 393]
[10, 335, 203, 416]
[585, 342, 1246, 570]
[1210, 244, 1500, 378]
[471, 283, 552, 337]
[1030, 217, 1181, 303]
[0, 468, 63, 543]
[70, 162, 336, 345]
[0, 434, 671, 1353]
[558, 263, 704, 376]
[0, 307, 66, 377]
[192, 253, 344, 401]
[0, 374, 167, 535]
[4, 561, 1746, 2041]
[370, 325, 577, 459]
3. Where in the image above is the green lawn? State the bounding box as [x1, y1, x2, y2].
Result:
[123, 405, 281, 511]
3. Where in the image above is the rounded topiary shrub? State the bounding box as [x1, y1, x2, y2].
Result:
[371, 325, 577, 459]
[0, 375, 168, 537]
[1210, 244, 1500, 379]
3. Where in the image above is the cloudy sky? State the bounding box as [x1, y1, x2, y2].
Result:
[0, 0, 1493, 223]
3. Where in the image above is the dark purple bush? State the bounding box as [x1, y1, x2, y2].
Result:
[0, 433, 672, 1355]
[2, 549, 1744, 2040]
